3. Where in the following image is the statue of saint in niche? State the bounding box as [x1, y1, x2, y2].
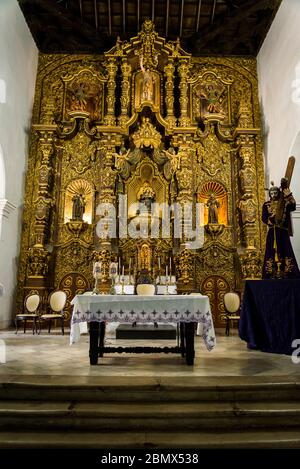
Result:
[137, 181, 156, 211]
[206, 195, 220, 224]
[140, 56, 154, 102]
[72, 193, 86, 221]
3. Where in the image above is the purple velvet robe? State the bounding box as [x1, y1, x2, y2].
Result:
[262, 193, 300, 279]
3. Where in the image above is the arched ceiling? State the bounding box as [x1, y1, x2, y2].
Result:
[18, 0, 281, 56]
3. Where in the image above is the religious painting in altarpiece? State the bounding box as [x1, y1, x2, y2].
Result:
[17, 20, 265, 327]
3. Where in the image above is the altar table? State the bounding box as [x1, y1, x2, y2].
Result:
[70, 294, 215, 366]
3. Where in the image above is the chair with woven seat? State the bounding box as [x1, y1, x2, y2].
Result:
[15, 293, 40, 334]
[224, 292, 241, 336]
[40, 290, 67, 335]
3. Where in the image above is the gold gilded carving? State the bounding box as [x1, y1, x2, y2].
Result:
[197, 125, 229, 177]
[66, 220, 89, 237]
[175, 250, 195, 285]
[104, 59, 117, 126]
[239, 198, 257, 225]
[64, 131, 97, 174]
[132, 117, 162, 149]
[164, 61, 176, 128]
[27, 247, 50, 277]
[93, 249, 112, 285]
[237, 102, 253, 129]
[119, 60, 132, 127]
[55, 243, 92, 284]
[239, 250, 262, 280]
[136, 19, 160, 70]
[200, 244, 234, 273]
[178, 60, 191, 127]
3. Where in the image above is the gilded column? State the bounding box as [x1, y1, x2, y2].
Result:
[119, 60, 132, 127]
[104, 59, 117, 126]
[164, 60, 176, 128]
[178, 60, 190, 127]
[234, 104, 261, 278]
[26, 128, 56, 285]
[174, 139, 196, 291]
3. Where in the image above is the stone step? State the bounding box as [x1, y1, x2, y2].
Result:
[1, 400, 300, 431]
[1, 377, 300, 402]
[0, 429, 300, 449]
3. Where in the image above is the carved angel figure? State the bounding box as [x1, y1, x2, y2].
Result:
[114, 146, 131, 180]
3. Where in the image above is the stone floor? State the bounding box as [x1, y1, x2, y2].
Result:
[0, 327, 299, 379]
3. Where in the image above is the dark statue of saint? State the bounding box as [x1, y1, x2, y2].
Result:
[262, 178, 300, 278]
[72, 193, 86, 221]
[206, 195, 220, 224]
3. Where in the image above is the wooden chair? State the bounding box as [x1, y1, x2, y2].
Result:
[40, 290, 67, 335]
[224, 292, 241, 336]
[15, 293, 40, 334]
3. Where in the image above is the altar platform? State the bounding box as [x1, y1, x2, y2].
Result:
[0, 329, 300, 448]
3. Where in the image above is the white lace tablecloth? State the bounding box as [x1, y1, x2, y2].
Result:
[70, 294, 216, 351]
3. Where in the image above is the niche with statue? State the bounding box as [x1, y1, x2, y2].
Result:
[64, 179, 94, 235]
[198, 181, 228, 238]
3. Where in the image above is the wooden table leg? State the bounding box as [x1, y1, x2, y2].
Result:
[99, 321, 106, 357]
[185, 322, 195, 366]
[180, 323, 185, 357]
[89, 321, 100, 365]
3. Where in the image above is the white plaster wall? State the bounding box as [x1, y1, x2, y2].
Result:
[258, 0, 300, 265]
[0, 0, 38, 328]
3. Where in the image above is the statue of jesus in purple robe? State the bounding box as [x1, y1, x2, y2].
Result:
[262, 179, 300, 279]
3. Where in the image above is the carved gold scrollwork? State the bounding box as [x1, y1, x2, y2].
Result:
[132, 117, 162, 149]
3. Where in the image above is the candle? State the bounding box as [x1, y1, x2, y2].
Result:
[118, 257, 121, 275]
[166, 265, 168, 279]
[158, 257, 161, 270]
[122, 265, 124, 277]
[129, 258, 131, 282]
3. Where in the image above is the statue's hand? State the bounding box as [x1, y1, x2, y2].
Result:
[283, 188, 292, 197]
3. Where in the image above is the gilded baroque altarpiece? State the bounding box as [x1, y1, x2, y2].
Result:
[17, 21, 265, 327]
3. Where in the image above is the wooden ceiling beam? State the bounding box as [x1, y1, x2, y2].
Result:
[192, 0, 276, 50]
[78, 0, 83, 21]
[210, 0, 217, 24]
[179, 0, 184, 37]
[122, 0, 126, 34]
[137, 0, 140, 32]
[152, 0, 155, 22]
[94, 0, 98, 30]
[166, 0, 170, 36]
[18, 0, 109, 51]
[196, 0, 202, 33]
[107, 0, 112, 35]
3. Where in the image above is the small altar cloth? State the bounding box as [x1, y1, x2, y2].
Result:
[70, 294, 216, 351]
